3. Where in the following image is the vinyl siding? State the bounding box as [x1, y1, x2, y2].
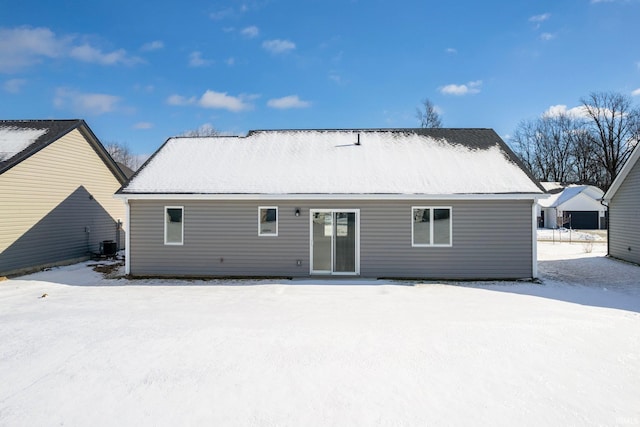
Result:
[129, 199, 534, 279]
[0, 129, 125, 276]
[609, 160, 640, 265]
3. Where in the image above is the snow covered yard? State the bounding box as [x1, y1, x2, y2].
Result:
[1, 244, 639, 426]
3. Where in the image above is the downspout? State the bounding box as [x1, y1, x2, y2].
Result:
[532, 200, 538, 279]
[124, 197, 131, 275]
[600, 198, 609, 256]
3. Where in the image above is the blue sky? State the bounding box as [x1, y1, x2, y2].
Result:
[1, 0, 639, 158]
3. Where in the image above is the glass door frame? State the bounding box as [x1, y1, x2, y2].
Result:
[309, 209, 360, 276]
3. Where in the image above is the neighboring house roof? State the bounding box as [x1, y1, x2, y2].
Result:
[115, 161, 135, 179]
[540, 181, 565, 194]
[538, 184, 604, 208]
[540, 182, 564, 193]
[121, 128, 545, 196]
[0, 119, 127, 184]
[603, 142, 640, 202]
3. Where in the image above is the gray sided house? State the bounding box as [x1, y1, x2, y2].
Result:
[603, 143, 640, 265]
[117, 129, 545, 279]
[0, 120, 128, 276]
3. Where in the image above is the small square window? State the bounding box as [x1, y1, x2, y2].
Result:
[165, 206, 184, 245]
[412, 207, 452, 247]
[259, 207, 278, 236]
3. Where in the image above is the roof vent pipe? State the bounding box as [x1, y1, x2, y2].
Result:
[355, 133, 360, 146]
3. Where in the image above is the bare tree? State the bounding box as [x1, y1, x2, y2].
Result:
[105, 141, 140, 171]
[182, 123, 219, 137]
[539, 113, 576, 182]
[511, 113, 580, 182]
[416, 98, 442, 128]
[581, 91, 640, 190]
[569, 128, 601, 185]
[511, 119, 541, 178]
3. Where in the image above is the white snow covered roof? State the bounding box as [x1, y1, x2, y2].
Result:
[0, 126, 48, 161]
[538, 185, 604, 208]
[540, 182, 564, 192]
[121, 129, 545, 196]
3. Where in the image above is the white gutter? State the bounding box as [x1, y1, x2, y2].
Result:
[115, 192, 546, 201]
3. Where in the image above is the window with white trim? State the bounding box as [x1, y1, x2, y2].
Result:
[258, 206, 278, 236]
[412, 207, 452, 246]
[165, 206, 184, 245]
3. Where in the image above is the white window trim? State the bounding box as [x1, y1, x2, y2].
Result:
[411, 206, 453, 247]
[164, 206, 184, 245]
[258, 206, 278, 237]
[309, 209, 360, 275]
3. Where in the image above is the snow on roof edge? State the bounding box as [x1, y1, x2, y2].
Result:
[122, 129, 544, 195]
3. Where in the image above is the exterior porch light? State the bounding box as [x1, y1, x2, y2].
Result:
[295, 208, 301, 217]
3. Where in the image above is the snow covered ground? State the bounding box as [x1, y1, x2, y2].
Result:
[1, 242, 639, 426]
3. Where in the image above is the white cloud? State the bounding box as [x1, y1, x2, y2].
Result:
[0, 26, 66, 72]
[241, 26, 259, 38]
[168, 90, 256, 112]
[0, 26, 141, 72]
[69, 44, 141, 66]
[543, 104, 590, 118]
[141, 40, 164, 51]
[199, 90, 253, 112]
[134, 84, 154, 93]
[631, 88, 640, 96]
[210, 8, 234, 20]
[540, 32, 556, 41]
[262, 39, 296, 54]
[54, 88, 120, 115]
[328, 72, 344, 85]
[555, 103, 629, 120]
[166, 94, 196, 106]
[445, 48, 457, 54]
[529, 13, 551, 23]
[225, 57, 235, 66]
[267, 95, 311, 109]
[440, 80, 482, 96]
[529, 13, 551, 29]
[3, 78, 27, 93]
[210, 4, 253, 19]
[188, 51, 213, 67]
[133, 122, 153, 129]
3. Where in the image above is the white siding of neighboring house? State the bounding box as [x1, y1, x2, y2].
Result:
[554, 192, 606, 227]
[0, 128, 125, 276]
[538, 187, 605, 229]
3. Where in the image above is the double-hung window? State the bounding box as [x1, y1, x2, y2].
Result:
[258, 206, 278, 236]
[165, 206, 184, 245]
[412, 207, 452, 247]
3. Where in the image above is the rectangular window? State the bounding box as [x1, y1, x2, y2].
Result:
[412, 207, 452, 247]
[258, 206, 278, 236]
[165, 206, 184, 245]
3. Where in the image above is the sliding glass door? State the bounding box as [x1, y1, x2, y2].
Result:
[310, 210, 359, 275]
